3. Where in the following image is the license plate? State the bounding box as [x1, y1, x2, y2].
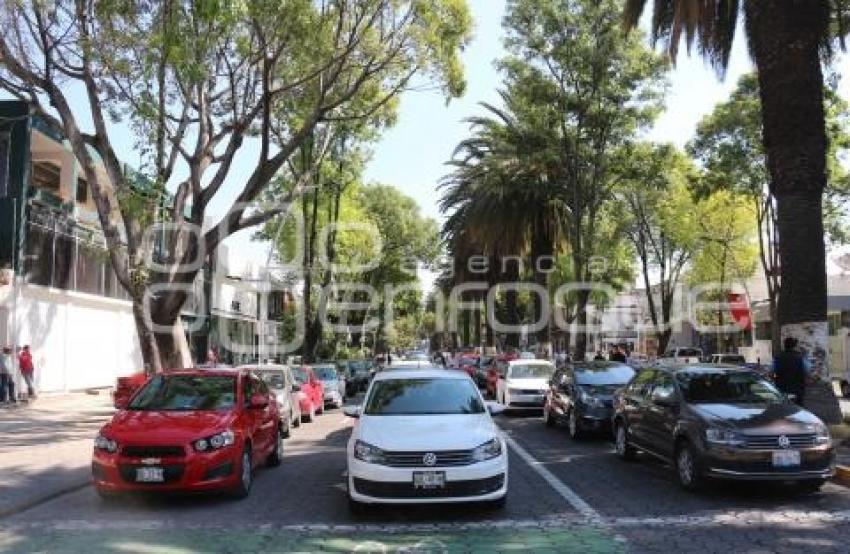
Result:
[413, 471, 446, 489]
[135, 467, 164, 482]
[772, 450, 801, 467]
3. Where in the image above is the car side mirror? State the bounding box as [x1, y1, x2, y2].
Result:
[486, 401, 505, 416]
[343, 405, 361, 418]
[652, 392, 678, 408]
[249, 393, 269, 409]
[291, 384, 301, 393]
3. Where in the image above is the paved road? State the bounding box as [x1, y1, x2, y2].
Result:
[1, 399, 850, 553]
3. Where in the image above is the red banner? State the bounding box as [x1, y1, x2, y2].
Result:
[727, 293, 751, 331]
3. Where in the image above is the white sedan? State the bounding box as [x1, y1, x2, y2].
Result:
[344, 368, 507, 510]
[496, 359, 556, 410]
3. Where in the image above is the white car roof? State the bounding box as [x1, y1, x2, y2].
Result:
[507, 359, 553, 366]
[238, 364, 289, 371]
[372, 367, 466, 381]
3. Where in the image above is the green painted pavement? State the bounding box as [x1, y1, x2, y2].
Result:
[0, 526, 624, 553]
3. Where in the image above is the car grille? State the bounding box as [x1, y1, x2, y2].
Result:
[353, 474, 505, 498]
[118, 463, 185, 484]
[516, 389, 542, 395]
[121, 445, 186, 458]
[742, 434, 818, 450]
[508, 401, 544, 408]
[383, 449, 475, 468]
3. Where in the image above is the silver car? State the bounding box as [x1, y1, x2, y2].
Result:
[311, 364, 346, 409]
[241, 364, 302, 436]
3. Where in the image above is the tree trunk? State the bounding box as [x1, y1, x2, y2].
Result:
[746, 1, 840, 423]
[132, 299, 162, 375]
[574, 289, 591, 361]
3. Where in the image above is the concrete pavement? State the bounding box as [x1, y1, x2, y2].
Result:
[0, 392, 114, 517]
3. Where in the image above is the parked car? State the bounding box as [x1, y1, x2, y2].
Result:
[485, 354, 518, 399]
[660, 347, 703, 365]
[311, 364, 346, 409]
[345, 360, 374, 394]
[708, 353, 747, 366]
[612, 365, 834, 491]
[240, 364, 301, 436]
[475, 356, 492, 388]
[92, 368, 283, 499]
[344, 368, 507, 510]
[456, 355, 479, 381]
[495, 359, 556, 411]
[292, 366, 324, 422]
[543, 362, 635, 439]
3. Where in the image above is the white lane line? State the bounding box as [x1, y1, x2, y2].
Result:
[502, 434, 600, 521]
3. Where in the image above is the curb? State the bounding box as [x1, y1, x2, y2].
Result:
[0, 480, 89, 520]
[834, 465, 850, 488]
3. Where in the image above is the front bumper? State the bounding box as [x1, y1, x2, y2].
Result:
[92, 445, 241, 493]
[702, 444, 835, 481]
[324, 390, 343, 406]
[506, 392, 545, 409]
[348, 453, 508, 504]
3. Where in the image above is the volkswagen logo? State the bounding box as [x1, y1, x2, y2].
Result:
[777, 435, 791, 449]
[422, 452, 437, 466]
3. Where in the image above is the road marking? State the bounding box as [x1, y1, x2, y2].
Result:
[502, 433, 600, 521]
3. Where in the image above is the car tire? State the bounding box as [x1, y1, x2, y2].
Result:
[797, 479, 826, 493]
[302, 404, 315, 423]
[614, 421, 637, 461]
[841, 381, 850, 399]
[543, 403, 555, 427]
[674, 440, 704, 491]
[282, 417, 291, 439]
[266, 428, 283, 467]
[233, 446, 253, 499]
[316, 402, 324, 415]
[567, 409, 583, 440]
[292, 411, 301, 428]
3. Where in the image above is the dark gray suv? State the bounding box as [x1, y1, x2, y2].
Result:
[612, 365, 834, 491]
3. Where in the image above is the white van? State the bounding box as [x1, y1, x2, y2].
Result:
[660, 347, 703, 364]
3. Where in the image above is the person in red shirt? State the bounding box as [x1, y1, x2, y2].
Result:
[18, 345, 35, 398]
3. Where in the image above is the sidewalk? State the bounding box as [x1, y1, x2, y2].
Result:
[0, 392, 114, 518]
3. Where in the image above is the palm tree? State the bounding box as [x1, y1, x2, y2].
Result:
[440, 96, 563, 352]
[624, 1, 844, 422]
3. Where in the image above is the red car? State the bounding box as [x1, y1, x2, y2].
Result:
[92, 368, 282, 499]
[292, 366, 324, 422]
[486, 354, 518, 399]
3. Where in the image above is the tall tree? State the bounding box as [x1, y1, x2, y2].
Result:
[624, 0, 846, 421]
[0, 0, 471, 372]
[503, 0, 667, 359]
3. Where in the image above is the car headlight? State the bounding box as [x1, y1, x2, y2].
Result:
[94, 433, 118, 453]
[194, 430, 235, 453]
[705, 427, 744, 447]
[813, 422, 832, 446]
[579, 389, 604, 408]
[354, 440, 386, 464]
[471, 438, 503, 462]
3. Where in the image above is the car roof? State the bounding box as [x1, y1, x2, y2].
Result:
[507, 359, 553, 365]
[651, 364, 752, 374]
[237, 364, 288, 371]
[372, 368, 468, 381]
[568, 361, 632, 371]
[164, 367, 243, 377]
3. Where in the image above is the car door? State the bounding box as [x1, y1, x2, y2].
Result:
[242, 375, 262, 463]
[644, 371, 679, 460]
[623, 369, 655, 449]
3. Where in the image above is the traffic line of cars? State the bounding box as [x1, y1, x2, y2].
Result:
[92, 361, 366, 500]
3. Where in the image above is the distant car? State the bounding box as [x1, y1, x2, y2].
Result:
[612, 365, 834, 491]
[495, 359, 556, 411]
[543, 362, 635, 439]
[457, 356, 479, 380]
[240, 364, 301, 436]
[292, 366, 324, 422]
[475, 356, 492, 388]
[344, 368, 507, 509]
[660, 347, 703, 365]
[93, 368, 283, 499]
[485, 354, 518, 399]
[708, 354, 747, 366]
[311, 364, 346, 409]
[346, 360, 374, 394]
[387, 360, 432, 370]
[409, 351, 430, 362]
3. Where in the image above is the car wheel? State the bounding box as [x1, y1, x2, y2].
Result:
[675, 441, 704, 491]
[316, 401, 324, 415]
[292, 411, 301, 428]
[266, 428, 283, 467]
[614, 421, 637, 461]
[841, 381, 850, 399]
[233, 446, 253, 499]
[282, 417, 291, 439]
[543, 403, 555, 427]
[797, 479, 826, 494]
[302, 404, 315, 423]
[567, 409, 583, 440]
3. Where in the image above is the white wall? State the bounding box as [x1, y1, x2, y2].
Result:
[6, 283, 142, 392]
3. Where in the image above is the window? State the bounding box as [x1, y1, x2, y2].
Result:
[364, 378, 484, 415]
[509, 363, 555, 379]
[76, 178, 88, 204]
[650, 373, 676, 401]
[626, 370, 655, 397]
[128, 375, 236, 411]
[675, 371, 783, 404]
[243, 375, 256, 406]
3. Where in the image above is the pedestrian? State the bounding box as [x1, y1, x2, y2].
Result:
[0, 346, 15, 404]
[773, 337, 806, 406]
[18, 345, 36, 399]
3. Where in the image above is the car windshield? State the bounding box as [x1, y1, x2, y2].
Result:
[721, 355, 746, 364]
[128, 375, 236, 411]
[676, 371, 784, 404]
[292, 367, 308, 384]
[510, 363, 554, 379]
[574, 365, 635, 386]
[258, 371, 286, 390]
[364, 378, 485, 415]
[677, 348, 702, 357]
[349, 361, 369, 372]
[313, 366, 338, 380]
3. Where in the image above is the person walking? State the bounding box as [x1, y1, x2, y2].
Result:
[18, 345, 36, 399]
[773, 337, 807, 406]
[0, 346, 15, 404]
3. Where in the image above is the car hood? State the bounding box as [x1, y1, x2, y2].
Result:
[690, 402, 823, 434]
[506, 378, 548, 391]
[357, 413, 497, 451]
[104, 410, 238, 444]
